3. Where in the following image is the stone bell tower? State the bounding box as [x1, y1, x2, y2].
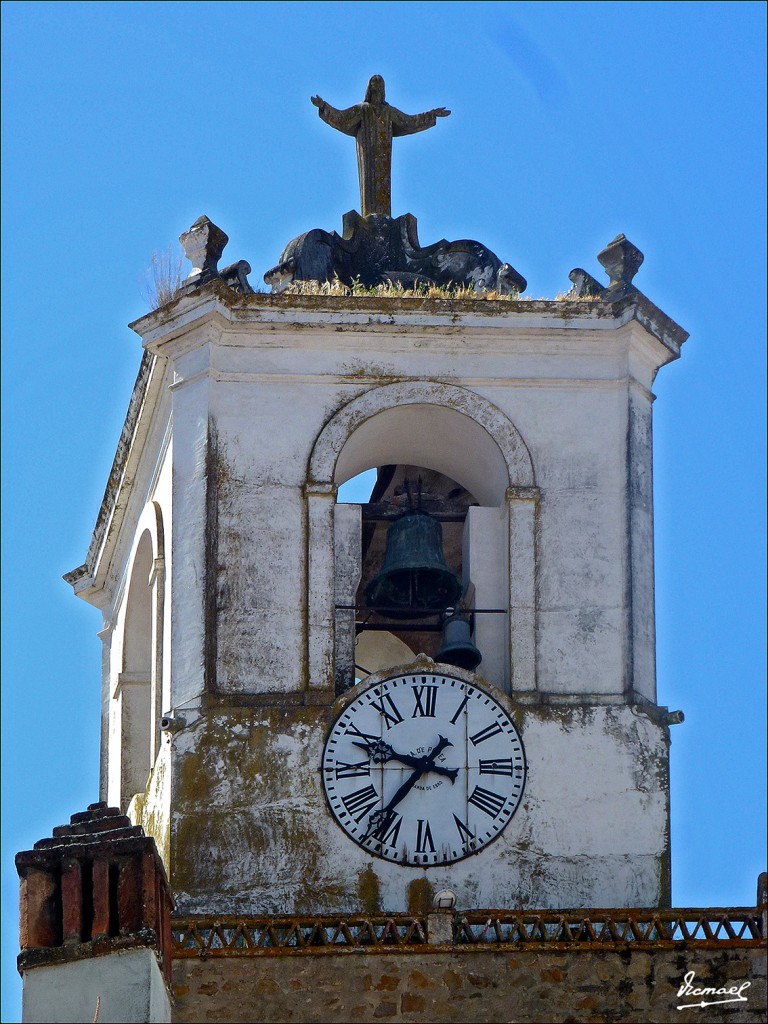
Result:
[64, 75, 689, 924]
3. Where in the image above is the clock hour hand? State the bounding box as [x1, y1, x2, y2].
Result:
[352, 738, 416, 766]
[352, 738, 458, 783]
[425, 734, 452, 766]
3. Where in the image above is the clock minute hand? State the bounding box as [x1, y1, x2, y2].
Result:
[382, 764, 425, 816]
[363, 763, 425, 840]
[372, 735, 454, 820]
[363, 746, 438, 839]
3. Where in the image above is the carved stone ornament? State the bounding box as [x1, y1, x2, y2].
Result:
[567, 234, 646, 302]
[180, 215, 229, 280]
[264, 76, 526, 295]
[179, 215, 254, 294]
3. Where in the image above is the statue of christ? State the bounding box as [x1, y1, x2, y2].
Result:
[311, 75, 450, 218]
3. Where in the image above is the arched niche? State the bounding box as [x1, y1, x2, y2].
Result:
[113, 502, 166, 809]
[305, 383, 539, 697]
[309, 381, 535, 499]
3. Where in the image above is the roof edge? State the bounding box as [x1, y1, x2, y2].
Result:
[64, 350, 157, 598]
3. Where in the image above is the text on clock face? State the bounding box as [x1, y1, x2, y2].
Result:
[322, 673, 526, 866]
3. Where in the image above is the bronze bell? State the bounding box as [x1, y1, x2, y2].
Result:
[436, 613, 482, 670]
[364, 511, 463, 616]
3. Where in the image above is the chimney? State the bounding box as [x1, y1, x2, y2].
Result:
[16, 802, 172, 1023]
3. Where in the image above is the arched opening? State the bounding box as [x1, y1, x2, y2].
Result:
[117, 529, 154, 808]
[308, 382, 538, 697]
[334, 403, 511, 507]
[339, 463, 481, 683]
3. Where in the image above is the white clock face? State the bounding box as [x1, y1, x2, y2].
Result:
[322, 670, 526, 865]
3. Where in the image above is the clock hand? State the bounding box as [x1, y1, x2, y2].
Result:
[352, 739, 419, 767]
[425, 735, 452, 766]
[363, 736, 455, 840]
[366, 758, 428, 834]
[352, 739, 458, 783]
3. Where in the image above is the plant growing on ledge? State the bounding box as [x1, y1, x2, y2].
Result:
[141, 245, 184, 310]
[282, 276, 526, 301]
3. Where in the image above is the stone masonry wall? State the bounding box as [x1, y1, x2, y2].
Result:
[172, 945, 766, 1024]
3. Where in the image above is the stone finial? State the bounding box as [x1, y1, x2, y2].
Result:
[179, 215, 229, 281]
[597, 233, 644, 290]
[16, 801, 173, 984]
[567, 234, 645, 302]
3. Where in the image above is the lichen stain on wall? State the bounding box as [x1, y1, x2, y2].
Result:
[357, 864, 382, 914]
[132, 741, 171, 871]
[167, 702, 671, 914]
[406, 878, 435, 916]
[170, 708, 357, 913]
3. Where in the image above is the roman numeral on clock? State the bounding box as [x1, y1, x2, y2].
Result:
[341, 785, 379, 823]
[334, 759, 371, 779]
[369, 694, 403, 729]
[343, 721, 380, 745]
[453, 814, 476, 844]
[449, 694, 470, 724]
[478, 757, 516, 777]
[412, 685, 438, 718]
[415, 819, 436, 853]
[370, 810, 402, 847]
[469, 721, 504, 746]
[468, 785, 506, 818]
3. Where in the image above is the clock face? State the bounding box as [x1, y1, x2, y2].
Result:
[321, 670, 526, 865]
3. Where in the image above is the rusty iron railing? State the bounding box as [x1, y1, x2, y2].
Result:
[172, 908, 764, 956]
[453, 909, 765, 949]
[172, 916, 428, 955]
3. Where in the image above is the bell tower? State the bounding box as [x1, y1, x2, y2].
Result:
[65, 77, 688, 919]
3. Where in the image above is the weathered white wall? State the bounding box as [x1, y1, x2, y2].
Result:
[169, 695, 670, 913]
[179, 321, 643, 704]
[143, 307, 665, 706]
[22, 948, 171, 1023]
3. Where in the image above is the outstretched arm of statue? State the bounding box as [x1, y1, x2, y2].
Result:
[391, 106, 451, 137]
[311, 95, 361, 136]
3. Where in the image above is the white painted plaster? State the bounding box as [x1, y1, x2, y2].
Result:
[21, 948, 170, 1023]
[168, 367, 211, 708]
[463, 506, 508, 689]
[334, 502, 362, 691]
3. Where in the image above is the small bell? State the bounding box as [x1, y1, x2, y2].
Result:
[364, 510, 462, 617]
[436, 612, 482, 670]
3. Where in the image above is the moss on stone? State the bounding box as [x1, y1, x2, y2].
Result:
[406, 877, 435, 916]
[357, 864, 382, 914]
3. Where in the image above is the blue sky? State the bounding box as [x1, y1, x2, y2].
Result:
[2, 2, 766, 1019]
